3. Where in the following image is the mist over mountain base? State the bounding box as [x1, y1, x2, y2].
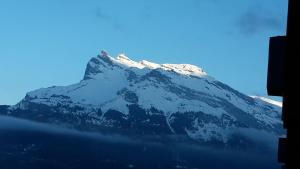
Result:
[0, 116, 280, 169]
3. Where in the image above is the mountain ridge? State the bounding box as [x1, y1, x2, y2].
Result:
[0, 50, 283, 146]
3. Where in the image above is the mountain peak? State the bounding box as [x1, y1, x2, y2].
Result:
[162, 64, 207, 77]
[99, 50, 109, 57]
[83, 50, 209, 80]
[116, 53, 130, 61]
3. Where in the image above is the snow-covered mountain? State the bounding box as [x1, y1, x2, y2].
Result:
[0, 51, 283, 146]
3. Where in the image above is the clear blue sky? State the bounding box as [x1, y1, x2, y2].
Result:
[0, 0, 288, 105]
